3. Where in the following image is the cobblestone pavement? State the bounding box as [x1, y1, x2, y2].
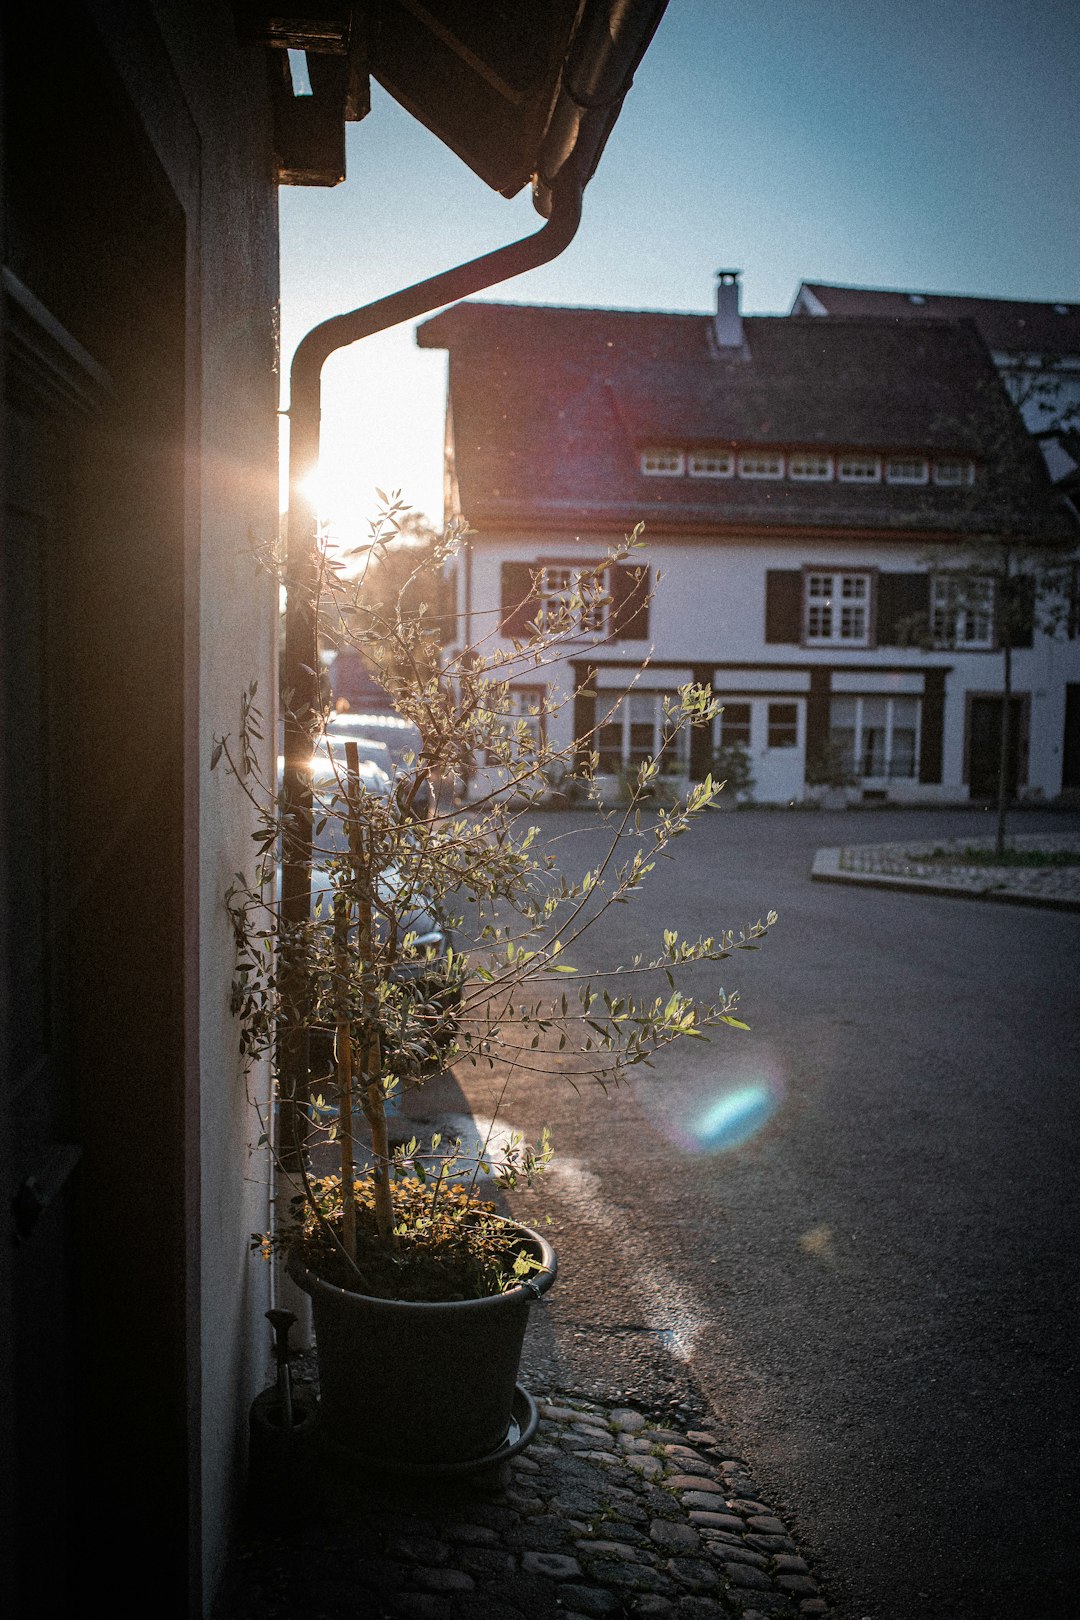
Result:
[215, 1395, 828, 1620]
[812, 832, 1080, 909]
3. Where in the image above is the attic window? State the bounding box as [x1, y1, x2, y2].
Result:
[788, 454, 832, 481]
[641, 449, 684, 476]
[908, 294, 926, 305]
[837, 455, 881, 483]
[886, 458, 929, 484]
[933, 459, 975, 486]
[739, 453, 784, 480]
[688, 451, 734, 478]
[1055, 304, 1070, 315]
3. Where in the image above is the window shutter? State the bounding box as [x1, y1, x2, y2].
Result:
[500, 562, 535, 637]
[1004, 576, 1035, 649]
[877, 572, 930, 646]
[764, 570, 802, 643]
[609, 564, 650, 641]
[920, 669, 945, 784]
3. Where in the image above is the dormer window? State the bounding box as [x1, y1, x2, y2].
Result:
[837, 455, 881, 483]
[886, 458, 929, 484]
[933, 459, 975, 486]
[641, 448, 684, 476]
[739, 453, 784, 479]
[688, 450, 734, 478]
[788, 454, 832, 481]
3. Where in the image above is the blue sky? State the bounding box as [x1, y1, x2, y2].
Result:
[280, 0, 1080, 532]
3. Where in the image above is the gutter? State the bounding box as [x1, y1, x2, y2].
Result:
[276, 176, 584, 1170]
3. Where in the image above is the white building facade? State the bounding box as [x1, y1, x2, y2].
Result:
[419, 280, 1080, 805]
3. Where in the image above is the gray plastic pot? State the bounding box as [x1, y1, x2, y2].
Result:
[287, 1221, 556, 1468]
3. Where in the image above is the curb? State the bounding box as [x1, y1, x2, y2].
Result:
[811, 847, 1080, 912]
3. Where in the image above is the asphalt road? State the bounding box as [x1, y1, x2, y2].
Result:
[433, 804, 1080, 1620]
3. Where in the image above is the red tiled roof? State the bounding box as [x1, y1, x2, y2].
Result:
[796, 283, 1080, 356]
[417, 301, 1064, 537]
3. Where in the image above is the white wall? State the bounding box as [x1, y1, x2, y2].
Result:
[464, 530, 1080, 803]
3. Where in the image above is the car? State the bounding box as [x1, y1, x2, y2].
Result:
[326, 709, 423, 768]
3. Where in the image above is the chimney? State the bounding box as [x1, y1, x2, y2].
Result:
[714, 269, 744, 350]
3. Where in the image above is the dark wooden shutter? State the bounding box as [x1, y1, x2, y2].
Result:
[877, 572, 930, 646]
[500, 561, 535, 637]
[1004, 576, 1035, 648]
[765, 570, 802, 643]
[609, 563, 650, 641]
[920, 668, 946, 783]
[572, 663, 597, 772]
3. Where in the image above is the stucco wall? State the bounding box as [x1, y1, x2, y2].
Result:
[462, 531, 1080, 802]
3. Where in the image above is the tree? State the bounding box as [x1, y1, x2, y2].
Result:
[216, 501, 775, 1292]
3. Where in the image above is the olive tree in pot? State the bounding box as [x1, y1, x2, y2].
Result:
[216, 506, 776, 1473]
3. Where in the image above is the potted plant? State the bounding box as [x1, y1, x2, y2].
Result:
[709, 738, 755, 808]
[805, 737, 857, 808]
[216, 506, 775, 1473]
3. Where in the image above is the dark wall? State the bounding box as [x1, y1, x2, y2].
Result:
[1, 4, 278, 1611]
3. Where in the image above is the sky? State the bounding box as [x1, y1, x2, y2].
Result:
[280, 0, 1080, 537]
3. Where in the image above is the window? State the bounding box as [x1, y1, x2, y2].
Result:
[931, 576, 994, 648]
[483, 686, 546, 766]
[641, 448, 684, 476]
[829, 696, 919, 779]
[739, 453, 784, 479]
[788, 454, 832, 481]
[688, 450, 734, 478]
[885, 458, 929, 484]
[804, 571, 872, 646]
[837, 455, 881, 483]
[767, 703, 798, 748]
[596, 692, 690, 776]
[717, 701, 752, 747]
[933, 458, 974, 486]
[539, 564, 605, 633]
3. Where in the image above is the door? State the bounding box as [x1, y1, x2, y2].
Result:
[2, 285, 102, 1606]
[968, 695, 1024, 800]
[1063, 684, 1080, 792]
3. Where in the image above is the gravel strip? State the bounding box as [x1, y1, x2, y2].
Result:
[812, 833, 1080, 909]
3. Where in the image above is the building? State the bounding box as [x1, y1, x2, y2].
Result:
[792, 281, 1080, 500]
[418, 275, 1079, 805]
[1, 3, 669, 1612]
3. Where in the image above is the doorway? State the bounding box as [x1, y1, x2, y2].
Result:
[967, 694, 1027, 801]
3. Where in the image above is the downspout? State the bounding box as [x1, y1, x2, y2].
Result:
[276, 176, 585, 1173]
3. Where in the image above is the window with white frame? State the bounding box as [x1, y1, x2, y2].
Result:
[716, 701, 752, 748]
[788, 453, 833, 481]
[483, 686, 546, 766]
[837, 455, 881, 483]
[539, 564, 605, 633]
[885, 458, 929, 484]
[804, 570, 872, 646]
[767, 702, 798, 748]
[931, 575, 994, 647]
[641, 448, 685, 476]
[829, 696, 920, 779]
[933, 458, 974, 486]
[739, 452, 784, 479]
[688, 450, 734, 478]
[596, 692, 690, 776]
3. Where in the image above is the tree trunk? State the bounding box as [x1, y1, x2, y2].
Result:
[996, 639, 1012, 858]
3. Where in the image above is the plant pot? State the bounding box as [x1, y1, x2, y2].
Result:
[287, 1221, 556, 1470]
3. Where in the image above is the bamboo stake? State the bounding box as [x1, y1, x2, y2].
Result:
[333, 891, 357, 1262]
[345, 741, 397, 1248]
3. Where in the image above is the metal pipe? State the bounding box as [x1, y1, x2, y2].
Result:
[276, 176, 585, 1172]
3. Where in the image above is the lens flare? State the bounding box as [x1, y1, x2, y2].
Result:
[690, 1081, 780, 1152]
